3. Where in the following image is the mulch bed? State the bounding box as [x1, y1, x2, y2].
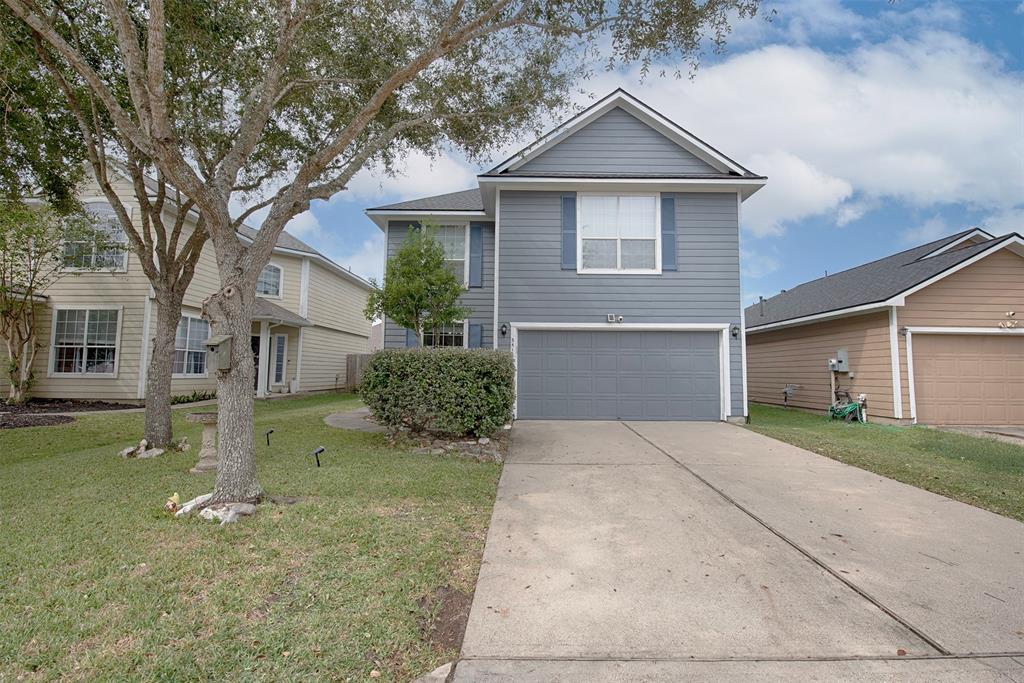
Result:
[0, 413, 75, 429]
[0, 398, 138, 414]
[418, 585, 473, 652]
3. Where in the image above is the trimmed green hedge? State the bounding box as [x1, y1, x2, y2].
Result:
[360, 348, 515, 437]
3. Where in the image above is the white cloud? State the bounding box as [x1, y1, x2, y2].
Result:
[728, 0, 961, 48]
[978, 207, 1024, 236]
[742, 151, 852, 236]
[344, 150, 477, 203]
[285, 210, 321, 238]
[741, 247, 781, 279]
[585, 29, 1024, 238]
[1016, 1, 1024, 14]
[903, 216, 951, 243]
[324, 232, 386, 283]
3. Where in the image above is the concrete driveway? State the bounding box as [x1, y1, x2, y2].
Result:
[454, 421, 1024, 681]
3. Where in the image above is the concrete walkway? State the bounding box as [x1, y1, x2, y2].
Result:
[454, 421, 1024, 681]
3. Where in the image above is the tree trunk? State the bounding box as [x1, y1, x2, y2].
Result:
[5, 335, 32, 404]
[144, 294, 183, 447]
[205, 283, 262, 504]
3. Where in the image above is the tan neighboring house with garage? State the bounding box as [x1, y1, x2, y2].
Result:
[744, 229, 1024, 426]
[1, 174, 373, 403]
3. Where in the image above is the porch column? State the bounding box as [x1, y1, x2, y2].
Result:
[257, 320, 270, 398]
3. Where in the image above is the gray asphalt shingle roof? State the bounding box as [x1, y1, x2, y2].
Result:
[236, 223, 319, 255]
[369, 188, 483, 212]
[745, 230, 1020, 329]
[253, 298, 312, 327]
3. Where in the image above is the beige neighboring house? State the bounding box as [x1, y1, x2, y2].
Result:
[745, 229, 1024, 426]
[1, 174, 373, 402]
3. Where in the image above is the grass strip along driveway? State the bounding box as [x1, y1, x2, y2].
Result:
[744, 404, 1024, 522]
[0, 393, 500, 682]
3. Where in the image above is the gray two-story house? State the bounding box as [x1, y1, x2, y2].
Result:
[366, 90, 765, 422]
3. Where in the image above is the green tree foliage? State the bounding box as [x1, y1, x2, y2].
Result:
[0, 201, 107, 403]
[2, 0, 759, 502]
[0, 13, 86, 208]
[365, 229, 470, 343]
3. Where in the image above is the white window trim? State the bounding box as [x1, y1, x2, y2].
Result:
[60, 198, 130, 274]
[48, 304, 124, 378]
[423, 320, 469, 348]
[272, 333, 288, 385]
[575, 192, 662, 275]
[172, 312, 210, 379]
[256, 262, 284, 300]
[508, 322, 731, 421]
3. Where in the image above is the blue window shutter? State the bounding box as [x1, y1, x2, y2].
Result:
[468, 323, 483, 348]
[405, 328, 418, 348]
[469, 223, 483, 288]
[561, 193, 577, 270]
[661, 194, 677, 271]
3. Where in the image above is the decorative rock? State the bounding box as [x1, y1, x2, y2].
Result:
[119, 445, 137, 458]
[430, 448, 445, 455]
[503, 423, 512, 430]
[198, 502, 257, 525]
[137, 447, 165, 459]
[175, 492, 213, 517]
[478, 437, 491, 445]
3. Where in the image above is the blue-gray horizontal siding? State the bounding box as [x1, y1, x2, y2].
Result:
[514, 107, 718, 175]
[497, 190, 744, 416]
[382, 221, 495, 348]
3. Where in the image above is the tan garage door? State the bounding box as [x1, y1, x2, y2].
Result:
[914, 334, 1024, 425]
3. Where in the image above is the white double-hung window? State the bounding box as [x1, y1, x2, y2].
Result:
[256, 264, 283, 297]
[51, 308, 121, 375]
[425, 225, 468, 284]
[173, 315, 210, 376]
[578, 194, 660, 274]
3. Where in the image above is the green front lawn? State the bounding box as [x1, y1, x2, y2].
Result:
[744, 403, 1024, 522]
[0, 394, 501, 682]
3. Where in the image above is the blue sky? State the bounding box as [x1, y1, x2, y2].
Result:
[266, 0, 1023, 305]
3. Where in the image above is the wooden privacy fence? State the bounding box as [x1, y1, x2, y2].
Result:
[346, 353, 375, 389]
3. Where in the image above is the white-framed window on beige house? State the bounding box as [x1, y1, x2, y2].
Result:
[62, 202, 129, 271]
[272, 334, 287, 384]
[425, 224, 469, 285]
[577, 193, 661, 274]
[50, 307, 122, 376]
[173, 315, 210, 376]
[422, 321, 467, 348]
[256, 263, 283, 298]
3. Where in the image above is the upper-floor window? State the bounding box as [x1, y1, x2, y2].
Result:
[63, 202, 128, 270]
[426, 225, 467, 284]
[173, 315, 210, 376]
[577, 194, 660, 274]
[51, 308, 120, 375]
[256, 264, 282, 298]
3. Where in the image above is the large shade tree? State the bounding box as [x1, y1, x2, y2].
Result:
[2, 9, 213, 447]
[4, 0, 758, 505]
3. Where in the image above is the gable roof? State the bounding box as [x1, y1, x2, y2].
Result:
[367, 188, 483, 212]
[746, 230, 1024, 331]
[486, 89, 762, 179]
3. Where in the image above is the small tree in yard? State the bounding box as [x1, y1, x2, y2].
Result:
[4, 0, 758, 505]
[365, 230, 469, 345]
[0, 201, 105, 403]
